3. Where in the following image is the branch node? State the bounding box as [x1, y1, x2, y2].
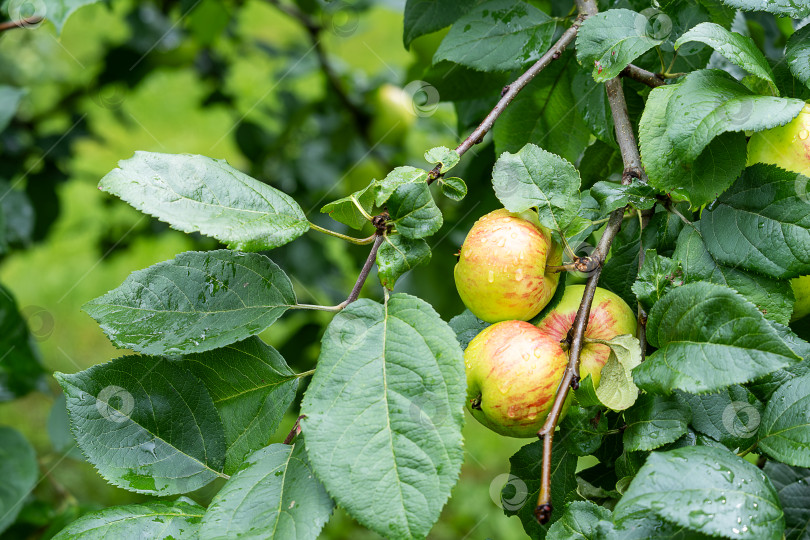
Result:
[534, 504, 553, 524]
[500, 85, 510, 96]
[372, 212, 389, 232]
[622, 167, 642, 184]
[570, 375, 580, 390]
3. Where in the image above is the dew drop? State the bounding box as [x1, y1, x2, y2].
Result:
[515, 268, 524, 281]
[534, 347, 543, 358]
[799, 129, 809, 140]
[496, 238, 506, 247]
[488, 270, 495, 283]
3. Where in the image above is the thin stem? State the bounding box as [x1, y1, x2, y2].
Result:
[637, 209, 649, 358]
[283, 415, 306, 445]
[0, 16, 42, 31]
[295, 303, 344, 312]
[620, 64, 665, 88]
[295, 369, 316, 379]
[309, 222, 376, 245]
[738, 443, 757, 458]
[336, 233, 384, 309]
[668, 204, 693, 227]
[352, 196, 374, 221]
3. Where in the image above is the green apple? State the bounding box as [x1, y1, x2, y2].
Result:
[535, 285, 636, 387]
[454, 209, 562, 323]
[747, 103, 810, 177]
[464, 320, 570, 438]
[791, 275, 810, 321]
[368, 84, 416, 145]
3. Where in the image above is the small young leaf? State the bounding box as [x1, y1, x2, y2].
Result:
[52, 499, 205, 540]
[376, 234, 431, 289]
[623, 394, 690, 451]
[300, 294, 465, 539]
[786, 25, 810, 89]
[321, 181, 375, 230]
[55, 356, 227, 495]
[0, 427, 37, 535]
[631, 250, 683, 312]
[763, 461, 810, 540]
[99, 152, 309, 251]
[634, 282, 799, 394]
[547, 501, 614, 539]
[574, 374, 601, 408]
[181, 337, 299, 474]
[375, 166, 429, 206]
[590, 180, 658, 215]
[576, 9, 663, 83]
[433, 0, 556, 72]
[675, 23, 777, 93]
[592, 334, 642, 411]
[439, 177, 467, 201]
[424, 146, 460, 173]
[200, 443, 333, 539]
[386, 182, 443, 239]
[758, 373, 810, 467]
[614, 446, 785, 540]
[492, 143, 581, 232]
[448, 309, 490, 350]
[84, 250, 296, 355]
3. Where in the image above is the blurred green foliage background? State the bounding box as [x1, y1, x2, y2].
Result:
[0, 1, 533, 537]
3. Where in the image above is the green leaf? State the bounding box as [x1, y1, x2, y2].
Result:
[758, 373, 810, 467]
[614, 446, 785, 540]
[376, 234, 431, 289]
[786, 25, 810, 89]
[675, 23, 777, 93]
[763, 461, 810, 540]
[492, 52, 591, 162]
[84, 250, 296, 355]
[439, 177, 467, 201]
[402, 0, 477, 48]
[181, 337, 298, 475]
[424, 146, 459, 173]
[40, 0, 100, 33]
[633, 282, 799, 394]
[576, 9, 663, 83]
[571, 68, 615, 146]
[300, 294, 465, 539]
[321, 181, 375, 230]
[492, 143, 581, 231]
[547, 501, 613, 539]
[673, 226, 795, 325]
[55, 356, 227, 495]
[623, 394, 690, 451]
[0, 180, 34, 249]
[715, 0, 810, 18]
[574, 374, 602, 408]
[675, 385, 763, 450]
[0, 86, 25, 133]
[639, 71, 805, 206]
[52, 499, 205, 539]
[99, 152, 309, 251]
[592, 334, 642, 411]
[590, 180, 657, 215]
[433, 0, 556, 72]
[504, 438, 579, 538]
[631, 250, 683, 312]
[0, 284, 46, 402]
[375, 166, 428, 206]
[701, 164, 810, 279]
[386, 182, 443, 239]
[448, 309, 490, 351]
[561, 406, 609, 456]
[200, 443, 333, 539]
[0, 427, 37, 535]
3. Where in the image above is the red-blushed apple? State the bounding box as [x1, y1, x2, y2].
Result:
[747, 103, 810, 177]
[535, 285, 636, 387]
[464, 320, 569, 438]
[792, 275, 810, 321]
[454, 209, 562, 323]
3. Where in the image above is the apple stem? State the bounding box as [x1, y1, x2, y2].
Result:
[620, 64, 665, 88]
[283, 415, 306, 445]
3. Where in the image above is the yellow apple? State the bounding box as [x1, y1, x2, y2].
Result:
[791, 275, 810, 321]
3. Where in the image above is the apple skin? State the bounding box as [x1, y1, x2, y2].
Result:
[464, 320, 570, 438]
[535, 285, 636, 387]
[747, 103, 810, 177]
[454, 209, 562, 323]
[368, 84, 416, 145]
[791, 275, 810, 321]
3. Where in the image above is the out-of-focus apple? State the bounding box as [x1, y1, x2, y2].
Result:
[368, 84, 416, 145]
[791, 275, 810, 321]
[464, 320, 569, 438]
[747, 103, 810, 177]
[454, 209, 562, 323]
[535, 285, 636, 386]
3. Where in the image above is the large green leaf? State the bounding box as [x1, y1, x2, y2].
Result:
[675, 385, 762, 450]
[716, 0, 810, 18]
[402, 0, 477, 48]
[623, 394, 690, 451]
[84, 250, 296, 355]
[181, 337, 299, 474]
[434, 0, 556, 72]
[375, 167, 429, 207]
[52, 499, 205, 539]
[547, 501, 613, 539]
[301, 294, 465, 539]
[764, 461, 810, 540]
[634, 282, 799, 394]
[99, 152, 309, 251]
[200, 443, 333, 539]
[39, 0, 101, 33]
[0, 427, 37, 535]
[576, 9, 663, 82]
[786, 25, 810, 89]
[701, 165, 810, 279]
[386, 182, 443, 239]
[55, 356, 227, 495]
[0, 283, 46, 402]
[639, 71, 804, 206]
[673, 226, 795, 325]
[674, 23, 777, 93]
[758, 373, 810, 467]
[614, 446, 785, 540]
[491, 143, 581, 232]
[377, 234, 431, 289]
[320, 180, 376, 230]
[590, 180, 658, 215]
